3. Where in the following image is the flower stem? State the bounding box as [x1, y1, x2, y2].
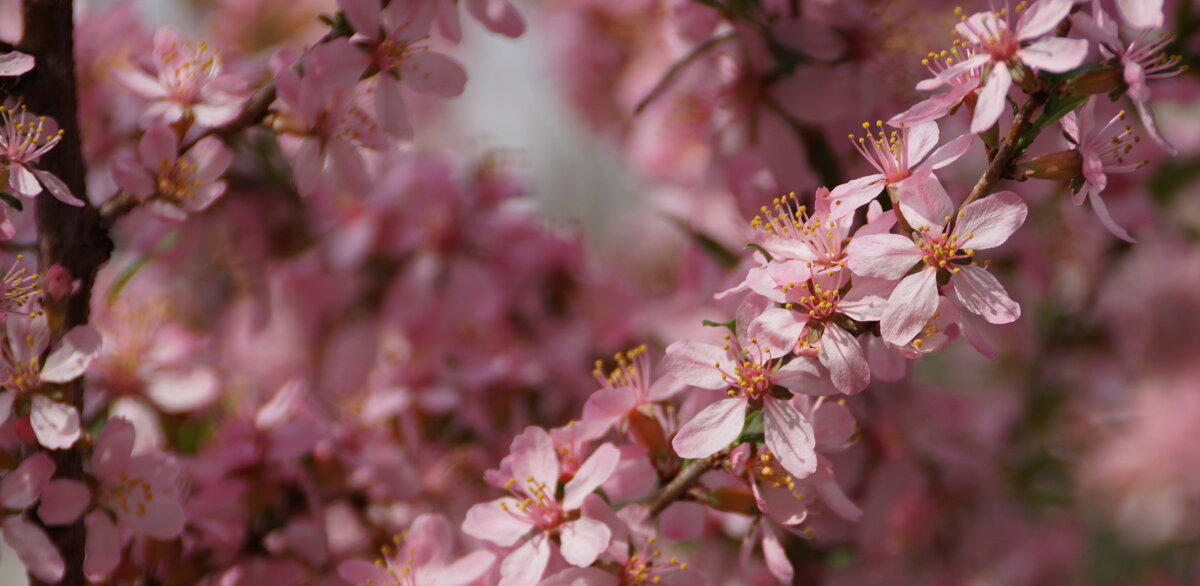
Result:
[649, 451, 727, 517]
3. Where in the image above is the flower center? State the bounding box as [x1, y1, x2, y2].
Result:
[714, 335, 774, 400]
[500, 476, 563, 530]
[0, 106, 63, 164]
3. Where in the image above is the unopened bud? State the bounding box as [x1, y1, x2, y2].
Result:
[1020, 149, 1082, 180]
[43, 264, 76, 299]
[707, 487, 758, 515]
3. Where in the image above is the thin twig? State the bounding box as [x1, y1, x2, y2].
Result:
[648, 451, 726, 516]
[634, 32, 735, 115]
[960, 93, 1044, 208]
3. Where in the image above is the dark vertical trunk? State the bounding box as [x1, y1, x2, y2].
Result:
[15, 1, 113, 584]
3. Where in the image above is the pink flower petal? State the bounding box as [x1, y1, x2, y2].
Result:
[663, 340, 729, 390]
[866, 335, 907, 382]
[145, 368, 220, 413]
[761, 524, 794, 584]
[0, 452, 55, 509]
[510, 426, 559, 491]
[559, 516, 611, 567]
[925, 132, 974, 170]
[818, 324, 870, 395]
[955, 190, 1027, 250]
[338, 559, 389, 584]
[138, 124, 178, 170]
[41, 325, 102, 383]
[948, 264, 1021, 324]
[903, 121, 939, 166]
[764, 397, 817, 478]
[426, 550, 498, 586]
[749, 308, 805, 356]
[753, 479, 808, 526]
[111, 154, 156, 199]
[880, 268, 939, 346]
[814, 401, 856, 451]
[772, 356, 837, 395]
[895, 169, 953, 231]
[827, 175, 886, 220]
[84, 511, 120, 581]
[37, 479, 91, 526]
[1016, 0, 1073, 40]
[33, 169, 83, 206]
[1087, 190, 1136, 243]
[339, 0, 383, 38]
[540, 567, 620, 586]
[30, 395, 81, 450]
[3, 517, 64, 583]
[562, 443, 620, 511]
[11, 164, 42, 197]
[0, 51, 34, 76]
[1018, 37, 1089, 73]
[971, 62, 1011, 134]
[375, 76, 413, 140]
[671, 397, 746, 459]
[402, 52, 468, 97]
[846, 233, 922, 280]
[499, 533, 551, 586]
[1117, 0, 1164, 29]
[816, 480, 863, 522]
[660, 501, 706, 540]
[462, 498, 531, 547]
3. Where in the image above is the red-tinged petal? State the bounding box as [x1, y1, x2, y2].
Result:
[881, 268, 939, 346]
[1017, 0, 1072, 39]
[971, 63, 1011, 134]
[462, 498, 531, 547]
[30, 395, 80, 450]
[819, 325, 870, 395]
[562, 443, 620, 511]
[403, 52, 467, 97]
[41, 325, 102, 383]
[827, 175, 886, 220]
[0, 51, 34, 76]
[0, 452, 54, 509]
[764, 397, 817, 478]
[499, 533, 551, 586]
[510, 426, 559, 490]
[84, 511, 120, 581]
[559, 516, 611, 567]
[3, 517, 64, 583]
[896, 169, 953, 231]
[663, 340, 729, 390]
[1018, 37, 1089, 73]
[1117, 0, 1164, 29]
[37, 479, 90, 526]
[948, 264, 1021, 324]
[846, 233, 922, 280]
[671, 397, 746, 459]
[955, 190, 1027, 250]
[1088, 190, 1136, 243]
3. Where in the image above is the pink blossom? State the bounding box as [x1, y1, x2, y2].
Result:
[846, 174, 1027, 345]
[0, 453, 88, 582]
[891, 44, 984, 127]
[939, 0, 1088, 133]
[340, 0, 469, 139]
[0, 255, 38, 315]
[665, 299, 824, 478]
[338, 513, 495, 586]
[462, 426, 619, 586]
[89, 418, 186, 545]
[1060, 98, 1146, 242]
[1074, 4, 1182, 154]
[828, 121, 973, 220]
[581, 344, 684, 437]
[0, 51, 33, 77]
[274, 39, 386, 197]
[111, 123, 232, 220]
[0, 315, 102, 449]
[116, 27, 248, 127]
[0, 106, 82, 205]
[1115, 0, 1164, 30]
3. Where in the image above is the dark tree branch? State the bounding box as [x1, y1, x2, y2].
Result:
[17, 1, 113, 584]
[648, 450, 726, 517]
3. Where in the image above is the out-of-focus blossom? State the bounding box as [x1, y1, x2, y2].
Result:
[338, 513, 495, 585]
[111, 124, 232, 220]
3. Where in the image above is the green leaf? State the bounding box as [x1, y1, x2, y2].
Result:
[702, 318, 737, 333]
[0, 193, 22, 212]
[744, 242, 773, 262]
